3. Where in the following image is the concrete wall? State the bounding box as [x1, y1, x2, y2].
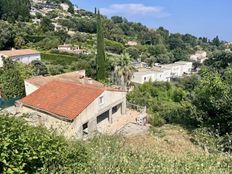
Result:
[24, 81, 39, 96]
[72, 90, 126, 138]
[11, 54, 41, 64]
[131, 73, 154, 84]
[0, 54, 41, 67]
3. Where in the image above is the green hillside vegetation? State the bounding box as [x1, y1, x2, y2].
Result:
[0, 1, 232, 172]
[0, 0, 31, 22]
[0, 115, 232, 174]
[128, 62, 232, 153]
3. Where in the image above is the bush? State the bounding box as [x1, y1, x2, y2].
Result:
[0, 115, 231, 173]
[41, 52, 78, 65]
[0, 115, 87, 173]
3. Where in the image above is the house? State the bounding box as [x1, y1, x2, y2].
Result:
[160, 63, 183, 77]
[19, 71, 127, 138]
[24, 70, 103, 95]
[32, 18, 41, 25]
[127, 41, 138, 46]
[52, 23, 68, 32]
[58, 44, 87, 54]
[60, 3, 69, 11]
[174, 61, 193, 75]
[131, 61, 148, 69]
[0, 49, 41, 67]
[131, 67, 171, 84]
[190, 51, 208, 63]
[131, 71, 154, 84]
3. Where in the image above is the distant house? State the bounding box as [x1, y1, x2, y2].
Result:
[52, 23, 68, 32]
[60, 3, 69, 11]
[0, 49, 41, 67]
[58, 44, 88, 54]
[190, 51, 208, 63]
[160, 63, 183, 77]
[32, 18, 41, 25]
[19, 71, 127, 138]
[174, 61, 193, 75]
[127, 41, 138, 46]
[131, 61, 193, 84]
[131, 71, 155, 84]
[131, 67, 171, 84]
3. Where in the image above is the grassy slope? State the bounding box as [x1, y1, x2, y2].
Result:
[0, 115, 231, 173]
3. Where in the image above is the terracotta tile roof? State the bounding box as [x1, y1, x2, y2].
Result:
[26, 71, 104, 88]
[0, 49, 40, 58]
[21, 80, 104, 120]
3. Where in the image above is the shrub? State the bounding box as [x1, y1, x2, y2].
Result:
[0, 115, 87, 173]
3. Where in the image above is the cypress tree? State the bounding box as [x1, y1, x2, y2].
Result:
[96, 10, 106, 81]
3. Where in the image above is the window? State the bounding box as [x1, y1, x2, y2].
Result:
[144, 77, 147, 81]
[99, 96, 104, 105]
[82, 122, 88, 135]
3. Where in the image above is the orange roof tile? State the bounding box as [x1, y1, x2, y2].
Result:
[25, 71, 104, 88]
[21, 80, 104, 120]
[0, 49, 40, 58]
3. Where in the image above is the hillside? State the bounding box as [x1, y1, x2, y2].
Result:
[1, 114, 231, 173]
[0, 0, 229, 79]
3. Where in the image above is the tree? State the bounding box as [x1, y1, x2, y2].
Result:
[125, 47, 140, 60]
[116, 53, 135, 87]
[0, 0, 31, 22]
[111, 16, 123, 24]
[204, 51, 232, 72]
[193, 68, 232, 134]
[40, 17, 54, 32]
[14, 35, 26, 49]
[212, 36, 221, 47]
[0, 58, 25, 99]
[96, 11, 106, 81]
[0, 21, 15, 49]
[31, 60, 48, 76]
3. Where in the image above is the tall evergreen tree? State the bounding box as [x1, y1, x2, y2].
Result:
[96, 10, 106, 81]
[0, 58, 25, 99]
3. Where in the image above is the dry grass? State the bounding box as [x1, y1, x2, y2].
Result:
[124, 124, 204, 157]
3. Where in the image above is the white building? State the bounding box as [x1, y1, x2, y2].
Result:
[161, 63, 183, 77]
[60, 3, 69, 11]
[131, 67, 171, 84]
[52, 23, 68, 32]
[58, 44, 87, 54]
[0, 49, 41, 67]
[19, 71, 127, 138]
[131, 71, 155, 84]
[131, 61, 192, 84]
[190, 51, 208, 63]
[127, 41, 138, 46]
[174, 61, 193, 75]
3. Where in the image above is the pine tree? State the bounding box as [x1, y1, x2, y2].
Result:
[96, 10, 106, 81]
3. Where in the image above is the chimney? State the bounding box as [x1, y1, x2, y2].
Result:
[77, 70, 86, 78]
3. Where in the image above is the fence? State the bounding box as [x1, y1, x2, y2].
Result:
[0, 97, 20, 110]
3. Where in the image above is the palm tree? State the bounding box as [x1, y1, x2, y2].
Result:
[116, 53, 135, 89]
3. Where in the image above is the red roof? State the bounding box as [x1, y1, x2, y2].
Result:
[21, 80, 104, 120]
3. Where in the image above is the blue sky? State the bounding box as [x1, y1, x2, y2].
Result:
[72, 0, 231, 41]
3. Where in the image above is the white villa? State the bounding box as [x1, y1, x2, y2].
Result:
[18, 71, 127, 138]
[0, 49, 41, 67]
[58, 44, 87, 54]
[131, 61, 193, 84]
